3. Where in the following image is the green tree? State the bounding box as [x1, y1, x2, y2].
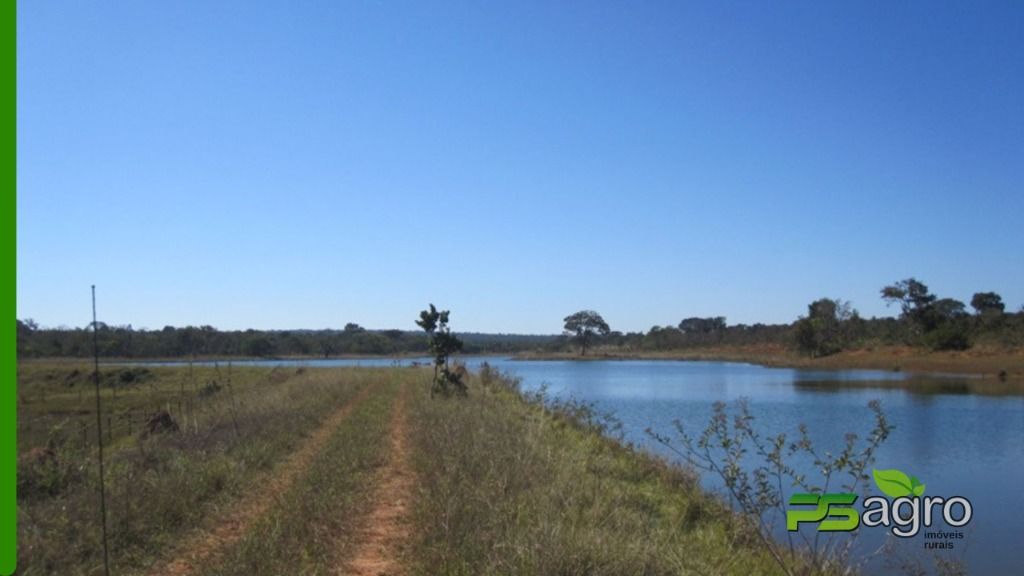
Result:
[416, 304, 465, 396]
[922, 298, 971, 350]
[17, 319, 38, 357]
[563, 310, 610, 356]
[881, 278, 972, 350]
[677, 316, 727, 346]
[794, 298, 856, 357]
[678, 316, 726, 334]
[351, 332, 393, 354]
[970, 292, 1005, 315]
[930, 298, 968, 321]
[881, 277, 936, 331]
[318, 334, 337, 358]
[244, 336, 274, 358]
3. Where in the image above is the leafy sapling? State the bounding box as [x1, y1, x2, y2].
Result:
[416, 304, 466, 397]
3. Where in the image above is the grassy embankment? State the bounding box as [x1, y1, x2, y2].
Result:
[405, 369, 795, 575]
[19, 361, 808, 575]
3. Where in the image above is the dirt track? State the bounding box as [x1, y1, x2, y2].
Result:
[151, 382, 375, 576]
[340, 382, 414, 576]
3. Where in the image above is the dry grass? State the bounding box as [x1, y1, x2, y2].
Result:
[16, 363, 377, 575]
[201, 374, 402, 576]
[405, 370, 789, 575]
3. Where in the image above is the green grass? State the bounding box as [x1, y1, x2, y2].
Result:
[406, 371, 788, 575]
[17, 362, 370, 575]
[17, 362, 305, 451]
[203, 374, 400, 576]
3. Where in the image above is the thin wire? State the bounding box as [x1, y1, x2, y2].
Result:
[92, 285, 111, 576]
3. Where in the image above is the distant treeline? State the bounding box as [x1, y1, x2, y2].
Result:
[17, 278, 1023, 359]
[15, 321, 560, 359]
[589, 278, 1024, 357]
[604, 308, 1023, 355]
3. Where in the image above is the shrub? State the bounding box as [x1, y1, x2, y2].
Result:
[649, 398, 892, 575]
[924, 321, 971, 351]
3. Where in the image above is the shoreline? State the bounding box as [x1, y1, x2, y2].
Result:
[19, 344, 1024, 382]
[510, 345, 1024, 381]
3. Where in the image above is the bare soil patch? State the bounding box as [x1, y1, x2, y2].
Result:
[340, 382, 414, 576]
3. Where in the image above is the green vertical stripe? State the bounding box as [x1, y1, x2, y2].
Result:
[2, 0, 15, 573]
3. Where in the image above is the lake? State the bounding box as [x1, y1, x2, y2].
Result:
[134, 356, 1024, 574]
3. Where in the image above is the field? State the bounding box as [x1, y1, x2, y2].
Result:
[16, 361, 800, 575]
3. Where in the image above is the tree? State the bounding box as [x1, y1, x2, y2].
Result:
[644, 325, 685, 350]
[677, 316, 727, 346]
[794, 298, 856, 357]
[930, 298, 968, 321]
[971, 292, 1005, 315]
[881, 278, 944, 333]
[350, 332, 393, 354]
[244, 336, 274, 358]
[343, 322, 365, 333]
[881, 278, 972, 349]
[17, 319, 38, 357]
[318, 334, 337, 358]
[18, 318, 38, 333]
[881, 278, 936, 323]
[678, 316, 726, 334]
[563, 310, 610, 356]
[921, 298, 971, 351]
[416, 304, 465, 396]
[924, 321, 971, 351]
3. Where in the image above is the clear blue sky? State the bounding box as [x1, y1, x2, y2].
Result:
[17, 1, 1024, 334]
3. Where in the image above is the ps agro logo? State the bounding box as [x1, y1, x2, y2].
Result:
[787, 468, 972, 545]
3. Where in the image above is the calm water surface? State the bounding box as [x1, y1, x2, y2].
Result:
[137, 356, 1024, 574]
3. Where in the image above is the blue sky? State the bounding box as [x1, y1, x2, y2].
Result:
[17, 1, 1024, 334]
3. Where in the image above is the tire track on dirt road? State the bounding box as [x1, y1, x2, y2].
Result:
[151, 382, 376, 576]
[339, 381, 414, 576]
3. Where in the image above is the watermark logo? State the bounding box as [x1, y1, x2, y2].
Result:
[787, 468, 973, 544]
[785, 493, 859, 532]
[872, 468, 925, 498]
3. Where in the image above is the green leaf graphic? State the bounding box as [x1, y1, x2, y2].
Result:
[910, 476, 926, 497]
[873, 468, 915, 498]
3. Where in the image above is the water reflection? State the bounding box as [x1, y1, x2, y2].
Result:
[792, 377, 1023, 397]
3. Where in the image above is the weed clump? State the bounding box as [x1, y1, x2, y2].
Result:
[141, 410, 180, 437]
[18, 445, 79, 499]
[199, 380, 223, 397]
